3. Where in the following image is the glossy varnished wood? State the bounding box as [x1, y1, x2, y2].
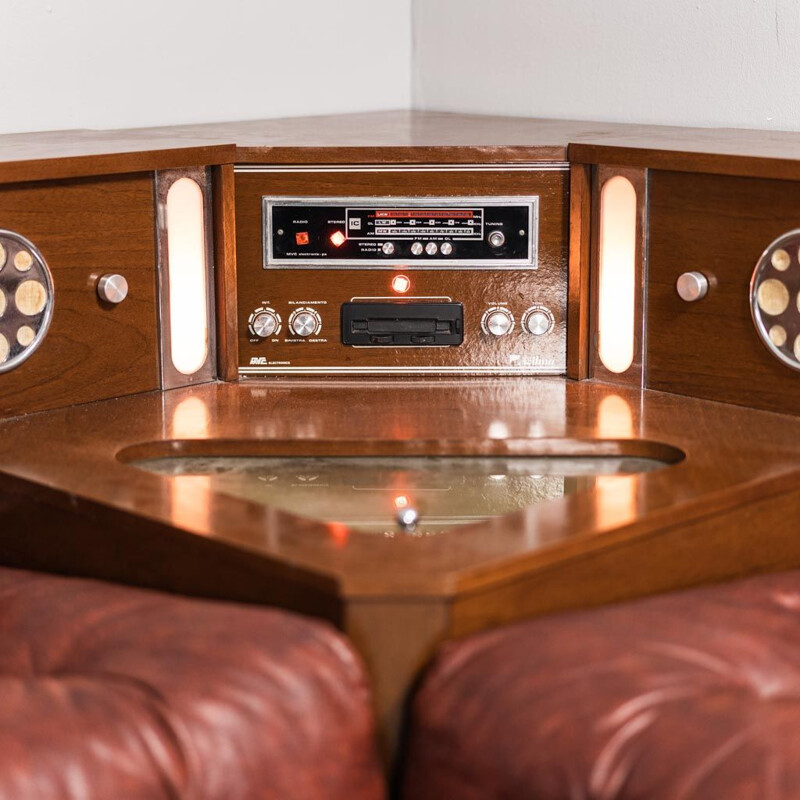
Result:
[646, 169, 800, 414]
[235, 168, 569, 374]
[0, 174, 160, 417]
[2, 380, 800, 597]
[567, 164, 591, 379]
[212, 164, 239, 381]
[0, 128, 234, 185]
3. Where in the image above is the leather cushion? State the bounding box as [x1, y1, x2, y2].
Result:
[403, 571, 800, 799]
[0, 567, 385, 800]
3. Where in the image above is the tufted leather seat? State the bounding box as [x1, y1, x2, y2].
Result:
[0, 567, 385, 800]
[403, 570, 800, 800]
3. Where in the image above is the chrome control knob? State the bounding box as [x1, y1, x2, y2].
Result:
[488, 230, 506, 248]
[382, 242, 396, 255]
[410, 242, 423, 255]
[522, 306, 555, 336]
[250, 309, 280, 338]
[97, 273, 129, 304]
[676, 271, 709, 302]
[425, 242, 438, 255]
[289, 308, 321, 337]
[440, 242, 454, 256]
[482, 307, 514, 337]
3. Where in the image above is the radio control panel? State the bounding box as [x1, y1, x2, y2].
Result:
[266, 197, 536, 267]
[234, 169, 569, 376]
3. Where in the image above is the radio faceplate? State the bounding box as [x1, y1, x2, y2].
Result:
[235, 166, 569, 376]
[266, 197, 537, 268]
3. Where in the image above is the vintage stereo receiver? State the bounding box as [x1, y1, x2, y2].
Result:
[234, 166, 568, 375]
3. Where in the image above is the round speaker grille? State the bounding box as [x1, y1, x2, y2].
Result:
[751, 230, 800, 372]
[0, 230, 54, 373]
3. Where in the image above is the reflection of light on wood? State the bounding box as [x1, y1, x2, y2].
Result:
[168, 395, 212, 531]
[170, 395, 210, 438]
[597, 393, 634, 438]
[595, 474, 638, 529]
[596, 393, 637, 527]
[169, 475, 213, 532]
[328, 522, 349, 548]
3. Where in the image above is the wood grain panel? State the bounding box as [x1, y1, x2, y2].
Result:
[0, 174, 159, 417]
[567, 163, 591, 379]
[235, 168, 569, 374]
[647, 169, 800, 413]
[213, 165, 239, 380]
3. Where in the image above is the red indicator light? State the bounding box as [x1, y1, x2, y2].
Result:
[391, 274, 411, 294]
[394, 495, 409, 509]
[330, 230, 346, 248]
[295, 232, 309, 246]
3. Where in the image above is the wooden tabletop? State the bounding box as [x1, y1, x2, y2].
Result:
[2, 377, 800, 599]
[6, 111, 800, 183]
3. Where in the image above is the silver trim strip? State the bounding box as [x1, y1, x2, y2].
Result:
[239, 366, 564, 375]
[236, 163, 569, 174]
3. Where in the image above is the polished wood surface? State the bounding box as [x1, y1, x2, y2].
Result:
[2, 379, 800, 597]
[8, 112, 800, 183]
[235, 168, 568, 374]
[646, 169, 800, 414]
[0, 174, 160, 417]
[212, 164, 239, 381]
[567, 164, 591, 379]
[0, 129, 233, 185]
[137, 112, 800, 177]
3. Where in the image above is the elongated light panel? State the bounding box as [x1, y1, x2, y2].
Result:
[166, 178, 208, 375]
[598, 176, 637, 374]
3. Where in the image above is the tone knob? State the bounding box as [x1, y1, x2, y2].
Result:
[522, 306, 555, 336]
[410, 242, 423, 255]
[425, 242, 438, 255]
[289, 308, 321, 337]
[250, 309, 280, 338]
[488, 230, 506, 248]
[440, 242, 454, 256]
[97, 273, 129, 304]
[482, 307, 514, 337]
[382, 242, 396, 255]
[676, 271, 709, 302]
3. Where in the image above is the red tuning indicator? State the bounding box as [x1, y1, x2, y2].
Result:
[295, 232, 309, 246]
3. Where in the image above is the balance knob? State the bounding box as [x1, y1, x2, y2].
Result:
[251, 309, 280, 338]
[482, 307, 515, 337]
[289, 308, 321, 337]
[522, 306, 555, 336]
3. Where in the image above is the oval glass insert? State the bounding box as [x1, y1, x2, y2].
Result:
[751, 229, 800, 372]
[132, 453, 672, 536]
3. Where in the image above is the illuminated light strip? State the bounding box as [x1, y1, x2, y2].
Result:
[166, 177, 209, 376]
[597, 176, 637, 374]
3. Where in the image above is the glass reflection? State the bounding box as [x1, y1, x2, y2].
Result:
[135, 454, 668, 537]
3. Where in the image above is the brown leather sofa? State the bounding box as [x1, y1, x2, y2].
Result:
[402, 570, 800, 799]
[0, 567, 385, 800]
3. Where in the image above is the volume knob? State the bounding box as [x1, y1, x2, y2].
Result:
[250, 309, 280, 338]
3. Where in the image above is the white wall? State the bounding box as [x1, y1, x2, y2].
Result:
[1, 0, 412, 134]
[412, 0, 800, 130]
